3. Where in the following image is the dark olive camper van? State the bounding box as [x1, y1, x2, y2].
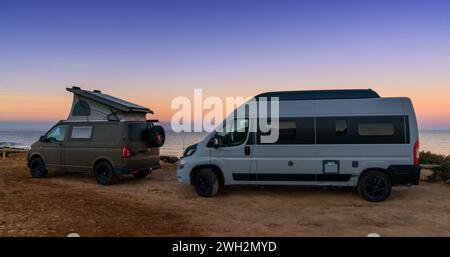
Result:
[27, 87, 165, 185]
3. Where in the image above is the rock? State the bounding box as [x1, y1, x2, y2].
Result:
[367, 233, 381, 237]
[67, 233, 80, 237]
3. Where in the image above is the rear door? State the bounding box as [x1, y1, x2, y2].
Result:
[127, 121, 151, 154]
[126, 121, 158, 168]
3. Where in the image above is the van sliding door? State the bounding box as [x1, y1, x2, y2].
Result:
[252, 118, 320, 185]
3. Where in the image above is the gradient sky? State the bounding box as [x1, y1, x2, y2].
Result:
[1, 0, 450, 129]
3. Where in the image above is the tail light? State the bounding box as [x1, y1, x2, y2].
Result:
[155, 134, 162, 145]
[122, 147, 131, 158]
[414, 140, 420, 165]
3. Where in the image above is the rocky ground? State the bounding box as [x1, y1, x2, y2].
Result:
[1, 153, 449, 237]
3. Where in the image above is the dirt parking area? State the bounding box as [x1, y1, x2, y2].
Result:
[1, 153, 450, 237]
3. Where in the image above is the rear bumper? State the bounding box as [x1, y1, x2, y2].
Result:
[387, 165, 421, 186]
[113, 163, 161, 174]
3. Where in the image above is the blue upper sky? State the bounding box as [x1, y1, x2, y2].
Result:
[1, 0, 450, 128]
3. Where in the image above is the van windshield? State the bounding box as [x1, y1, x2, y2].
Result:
[128, 122, 151, 142]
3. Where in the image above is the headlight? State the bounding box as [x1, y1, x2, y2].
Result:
[180, 158, 188, 166]
[183, 144, 197, 157]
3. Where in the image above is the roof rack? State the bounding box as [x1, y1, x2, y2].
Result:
[255, 89, 380, 101]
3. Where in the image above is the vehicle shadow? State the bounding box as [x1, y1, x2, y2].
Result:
[47, 171, 151, 185]
[215, 184, 368, 202]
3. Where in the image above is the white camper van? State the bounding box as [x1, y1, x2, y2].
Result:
[176, 90, 421, 202]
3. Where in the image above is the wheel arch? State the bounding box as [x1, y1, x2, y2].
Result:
[28, 153, 46, 167]
[358, 167, 392, 185]
[92, 157, 114, 173]
[190, 165, 224, 186]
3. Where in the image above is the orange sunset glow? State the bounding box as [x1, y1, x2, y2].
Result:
[1, 1, 450, 130]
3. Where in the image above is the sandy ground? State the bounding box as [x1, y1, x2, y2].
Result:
[1, 153, 450, 237]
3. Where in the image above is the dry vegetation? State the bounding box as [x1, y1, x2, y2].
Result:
[0, 152, 450, 237]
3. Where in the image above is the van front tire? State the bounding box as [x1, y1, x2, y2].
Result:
[30, 157, 47, 178]
[358, 170, 392, 202]
[194, 169, 219, 197]
[94, 161, 118, 185]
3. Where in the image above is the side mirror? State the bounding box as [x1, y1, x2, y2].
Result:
[207, 137, 220, 148]
[39, 136, 46, 142]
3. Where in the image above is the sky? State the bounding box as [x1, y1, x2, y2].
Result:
[1, 0, 450, 129]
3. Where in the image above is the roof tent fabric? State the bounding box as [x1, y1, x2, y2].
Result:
[66, 87, 152, 121]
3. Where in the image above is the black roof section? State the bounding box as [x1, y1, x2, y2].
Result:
[255, 89, 380, 101]
[67, 87, 153, 114]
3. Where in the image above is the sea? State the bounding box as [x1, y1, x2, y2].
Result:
[1, 122, 449, 157]
[0, 122, 208, 157]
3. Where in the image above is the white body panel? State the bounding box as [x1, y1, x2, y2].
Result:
[176, 97, 419, 188]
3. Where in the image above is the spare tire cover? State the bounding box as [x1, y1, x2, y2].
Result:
[149, 125, 166, 147]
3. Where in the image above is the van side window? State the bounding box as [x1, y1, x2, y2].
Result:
[72, 100, 91, 116]
[336, 120, 348, 136]
[278, 121, 297, 142]
[257, 118, 314, 144]
[46, 125, 68, 142]
[216, 118, 249, 146]
[317, 116, 406, 144]
[358, 123, 394, 136]
[92, 124, 119, 141]
[71, 126, 93, 139]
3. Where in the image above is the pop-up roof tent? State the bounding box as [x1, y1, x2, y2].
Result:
[66, 86, 153, 121]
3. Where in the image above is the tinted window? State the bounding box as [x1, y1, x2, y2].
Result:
[317, 116, 406, 144]
[128, 122, 150, 142]
[278, 121, 297, 142]
[71, 126, 93, 139]
[92, 124, 120, 141]
[257, 118, 314, 144]
[230, 119, 249, 146]
[336, 120, 348, 136]
[215, 118, 249, 146]
[358, 123, 394, 136]
[46, 125, 68, 142]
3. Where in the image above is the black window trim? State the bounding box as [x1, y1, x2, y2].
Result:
[256, 117, 315, 145]
[255, 115, 410, 145]
[316, 115, 407, 145]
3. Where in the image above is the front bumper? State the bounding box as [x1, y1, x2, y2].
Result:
[387, 165, 421, 186]
[176, 158, 192, 185]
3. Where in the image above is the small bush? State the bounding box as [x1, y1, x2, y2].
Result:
[160, 155, 179, 164]
[419, 151, 450, 182]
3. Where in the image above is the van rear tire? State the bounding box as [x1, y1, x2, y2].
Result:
[358, 170, 392, 202]
[30, 157, 47, 178]
[94, 161, 118, 185]
[194, 169, 219, 197]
